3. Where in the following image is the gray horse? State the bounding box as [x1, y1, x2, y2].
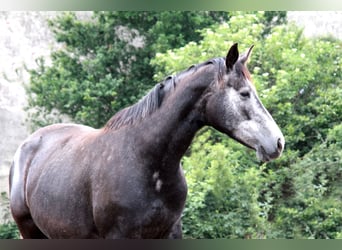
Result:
[9, 44, 284, 238]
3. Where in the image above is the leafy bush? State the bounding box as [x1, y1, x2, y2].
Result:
[273, 124, 342, 238]
[0, 192, 20, 239]
[27, 11, 231, 129]
[0, 223, 20, 239]
[182, 130, 269, 238]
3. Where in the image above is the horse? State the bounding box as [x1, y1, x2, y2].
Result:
[9, 43, 284, 239]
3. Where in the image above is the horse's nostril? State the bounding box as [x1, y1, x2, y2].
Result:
[277, 138, 283, 152]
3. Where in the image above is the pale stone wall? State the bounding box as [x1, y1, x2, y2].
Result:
[288, 11, 342, 40]
[0, 12, 57, 196]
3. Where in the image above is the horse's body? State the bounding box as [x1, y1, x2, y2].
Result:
[9, 44, 284, 238]
[10, 123, 186, 238]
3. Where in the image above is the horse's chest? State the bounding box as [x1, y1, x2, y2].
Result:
[138, 199, 176, 237]
[132, 186, 185, 237]
[97, 166, 187, 238]
[119, 180, 186, 238]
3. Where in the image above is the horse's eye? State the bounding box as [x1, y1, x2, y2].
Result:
[240, 91, 250, 98]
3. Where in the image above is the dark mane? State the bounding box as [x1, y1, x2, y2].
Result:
[104, 82, 166, 130]
[104, 58, 224, 131]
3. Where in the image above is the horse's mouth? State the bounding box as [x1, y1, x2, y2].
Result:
[256, 146, 270, 162]
[256, 145, 282, 163]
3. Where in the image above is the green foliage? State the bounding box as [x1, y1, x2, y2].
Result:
[153, 12, 341, 238]
[27, 11, 230, 129]
[0, 193, 20, 239]
[0, 223, 20, 239]
[273, 124, 342, 239]
[182, 129, 269, 238]
[152, 12, 265, 80]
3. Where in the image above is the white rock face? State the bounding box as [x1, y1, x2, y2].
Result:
[288, 11, 342, 40]
[0, 12, 92, 197]
[0, 12, 57, 196]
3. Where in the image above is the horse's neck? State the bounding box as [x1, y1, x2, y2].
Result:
[137, 72, 214, 172]
[157, 108, 202, 160]
[105, 64, 216, 174]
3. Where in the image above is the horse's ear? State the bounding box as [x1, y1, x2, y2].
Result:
[226, 43, 239, 71]
[240, 45, 254, 65]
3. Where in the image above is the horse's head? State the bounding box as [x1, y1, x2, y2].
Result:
[205, 43, 285, 162]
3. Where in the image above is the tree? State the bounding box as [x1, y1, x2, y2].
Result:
[27, 11, 230, 129]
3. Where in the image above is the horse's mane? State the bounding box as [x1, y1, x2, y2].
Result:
[104, 79, 171, 131]
[104, 58, 226, 131]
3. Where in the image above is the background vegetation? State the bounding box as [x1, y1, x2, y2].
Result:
[0, 192, 19, 239]
[2, 11, 340, 238]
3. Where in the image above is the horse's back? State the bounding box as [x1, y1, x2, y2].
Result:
[9, 123, 97, 238]
[10, 123, 95, 194]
